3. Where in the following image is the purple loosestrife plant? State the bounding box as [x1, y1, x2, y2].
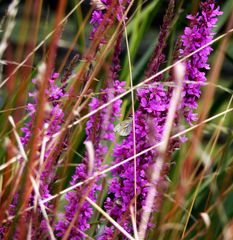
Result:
[180, 0, 222, 124]
[0, 71, 67, 238]
[99, 0, 222, 238]
[22, 72, 66, 202]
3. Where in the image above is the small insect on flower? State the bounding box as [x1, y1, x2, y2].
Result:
[114, 118, 132, 136]
[90, 0, 106, 10]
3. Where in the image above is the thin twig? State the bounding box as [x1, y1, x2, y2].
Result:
[121, 0, 138, 234]
[86, 197, 135, 240]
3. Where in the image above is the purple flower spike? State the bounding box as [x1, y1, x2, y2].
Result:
[56, 12, 126, 238]
[180, 0, 222, 124]
[0, 72, 67, 238]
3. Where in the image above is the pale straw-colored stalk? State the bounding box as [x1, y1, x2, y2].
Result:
[85, 141, 95, 176]
[8, 116, 27, 161]
[86, 196, 135, 240]
[121, 0, 138, 234]
[0, 154, 21, 171]
[26, 218, 32, 240]
[30, 176, 56, 240]
[130, 205, 140, 240]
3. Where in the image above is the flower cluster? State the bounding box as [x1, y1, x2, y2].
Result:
[22, 73, 65, 202]
[0, 72, 67, 238]
[90, 0, 129, 42]
[101, 86, 172, 238]
[26, 73, 67, 237]
[180, 0, 222, 124]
